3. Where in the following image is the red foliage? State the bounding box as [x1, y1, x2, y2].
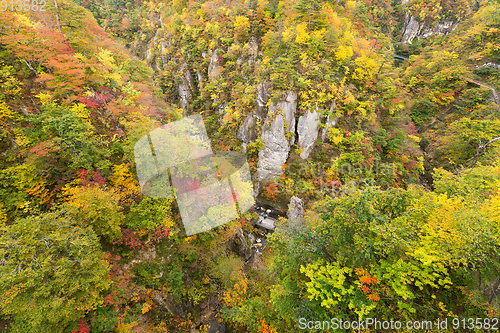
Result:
[77, 169, 106, 186]
[102, 253, 133, 311]
[264, 183, 278, 201]
[151, 226, 170, 243]
[112, 228, 145, 250]
[71, 318, 90, 333]
[331, 180, 341, 188]
[92, 170, 106, 186]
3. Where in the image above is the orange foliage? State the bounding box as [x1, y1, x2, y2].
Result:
[223, 270, 248, 307]
[259, 318, 277, 333]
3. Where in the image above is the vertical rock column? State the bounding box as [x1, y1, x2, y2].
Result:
[178, 62, 194, 117]
[237, 81, 270, 152]
[255, 91, 297, 182]
[297, 108, 321, 159]
[287, 196, 304, 229]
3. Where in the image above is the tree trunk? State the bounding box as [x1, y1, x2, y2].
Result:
[53, 0, 63, 35]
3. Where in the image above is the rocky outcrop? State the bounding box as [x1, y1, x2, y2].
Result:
[248, 36, 258, 60]
[237, 79, 269, 153]
[232, 227, 255, 260]
[401, 13, 421, 44]
[287, 196, 304, 228]
[297, 108, 320, 159]
[153, 290, 187, 320]
[122, 246, 157, 270]
[218, 101, 228, 115]
[319, 102, 339, 141]
[208, 48, 223, 81]
[401, 10, 458, 44]
[255, 91, 297, 182]
[161, 41, 168, 68]
[419, 20, 457, 39]
[195, 69, 204, 89]
[255, 81, 270, 119]
[237, 114, 259, 152]
[178, 63, 194, 116]
[474, 62, 500, 70]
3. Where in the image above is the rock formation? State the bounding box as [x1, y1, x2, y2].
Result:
[287, 196, 304, 228]
[178, 62, 194, 116]
[297, 108, 320, 159]
[255, 91, 297, 182]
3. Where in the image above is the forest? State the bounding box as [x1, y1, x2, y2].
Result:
[0, 0, 499, 331]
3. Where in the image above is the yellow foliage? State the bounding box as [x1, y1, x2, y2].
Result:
[295, 23, 309, 45]
[223, 270, 248, 307]
[328, 128, 344, 145]
[63, 185, 123, 240]
[0, 102, 13, 126]
[111, 163, 140, 205]
[353, 56, 377, 81]
[234, 15, 250, 31]
[282, 28, 292, 42]
[70, 103, 91, 122]
[0, 203, 7, 225]
[408, 134, 421, 143]
[4, 164, 53, 206]
[96, 48, 123, 84]
[35, 92, 55, 106]
[335, 45, 353, 62]
[117, 321, 138, 333]
[141, 300, 153, 314]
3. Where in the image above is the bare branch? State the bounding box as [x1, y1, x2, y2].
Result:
[460, 136, 500, 174]
[53, 0, 63, 35]
[23, 58, 38, 78]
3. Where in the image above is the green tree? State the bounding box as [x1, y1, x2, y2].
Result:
[0, 211, 111, 332]
[64, 184, 124, 241]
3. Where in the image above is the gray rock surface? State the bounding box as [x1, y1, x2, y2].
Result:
[319, 102, 339, 141]
[196, 69, 204, 89]
[154, 290, 186, 320]
[401, 13, 422, 44]
[401, 11, 458, 44]
[297, 109, 320, 159]
[237, 114, 259, 152]
[255, 81, 270, 119]
[161, 41, 167, 68]
[287, 196, 304, 228]
[420, 20, 457, 39]
[248, 36, 259, 61]
[255, 91, 297, 182]
[208, 48, 222, 81]
[234, 227, 252, 260]
[178, 63, 194, 116]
